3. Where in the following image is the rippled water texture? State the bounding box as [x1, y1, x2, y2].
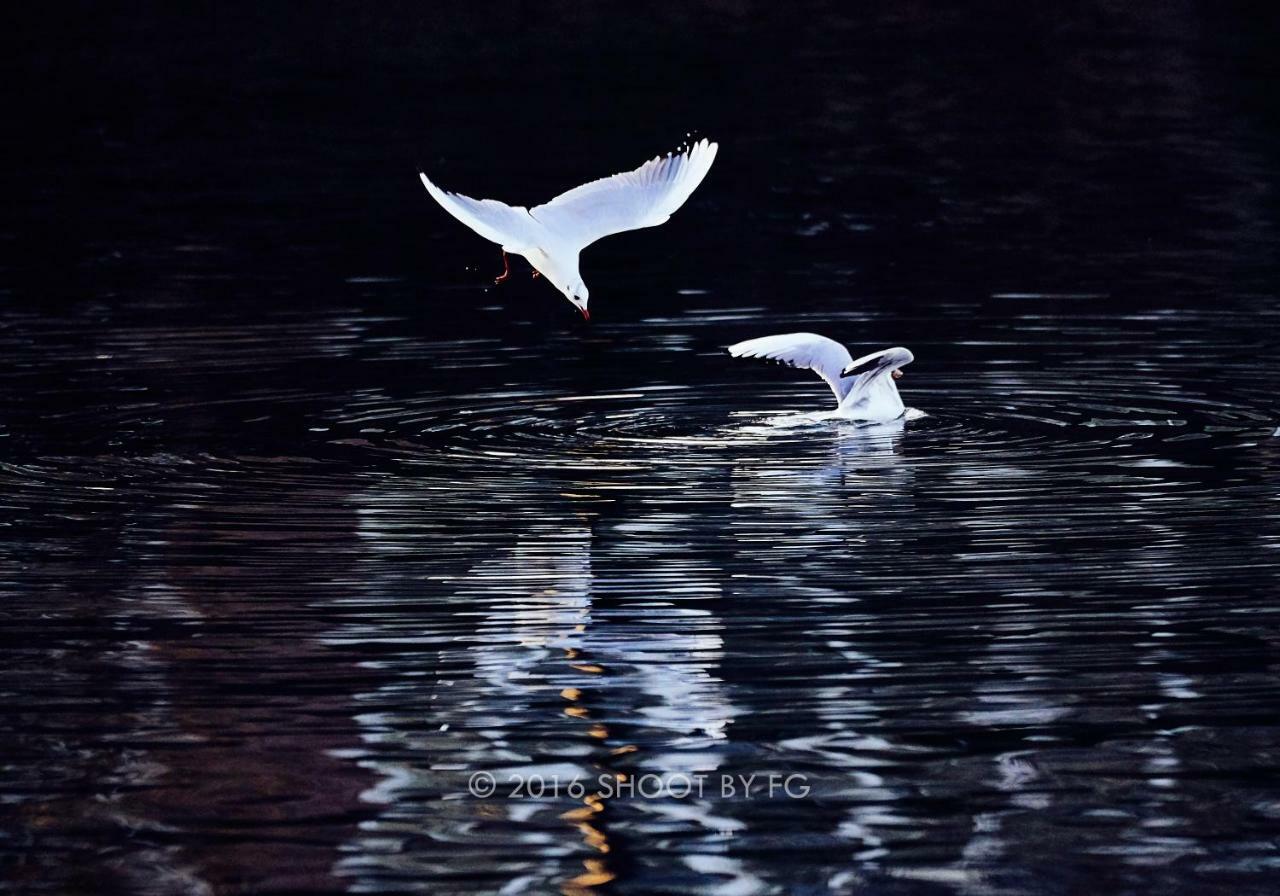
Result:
[4, 5, 1280, 895]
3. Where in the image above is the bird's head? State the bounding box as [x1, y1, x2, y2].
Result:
[560, 281, 590, 321]
[840, 346, 914, 381]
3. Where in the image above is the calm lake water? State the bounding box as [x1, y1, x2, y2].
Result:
[4, 4, 1280, 894]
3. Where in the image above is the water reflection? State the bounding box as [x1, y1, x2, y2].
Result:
[336, 474, 751, 893]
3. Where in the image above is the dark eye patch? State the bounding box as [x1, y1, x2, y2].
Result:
[842, 356, 883, 377]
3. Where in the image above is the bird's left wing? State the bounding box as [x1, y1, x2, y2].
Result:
[530, 139, 718, 249]
[419, 173, 541, 251]
[728, 332, 855, 405]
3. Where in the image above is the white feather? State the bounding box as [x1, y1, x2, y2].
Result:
[418, 173, 540, 252]
[727, 332, 855, 404]
[729, 334, 914, 421]
[530, 139, 719, 248]
[419, 140, 717, 315]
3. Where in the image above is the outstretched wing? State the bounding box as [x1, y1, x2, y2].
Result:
[530, 139, 718, 249]
[419, 173, 542, 251]
[727, 332, 855, 405]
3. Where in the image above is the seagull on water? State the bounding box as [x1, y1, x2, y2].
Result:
[419, 139, 718, 320]
[728, 333, 915, 423]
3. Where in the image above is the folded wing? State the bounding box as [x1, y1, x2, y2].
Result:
[419, 173, 541, 251]
[727, 332, 855, 405]
[530, 139, 718, 249]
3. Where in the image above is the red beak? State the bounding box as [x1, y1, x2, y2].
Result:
[580, 307, 590, 321]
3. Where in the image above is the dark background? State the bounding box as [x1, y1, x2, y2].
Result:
[4, 4, 1280, 895]
[9, 2, 1280, 314]
[6, 1, 1280, 452]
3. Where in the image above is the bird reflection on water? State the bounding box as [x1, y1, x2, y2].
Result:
[338, 479, 755, 893]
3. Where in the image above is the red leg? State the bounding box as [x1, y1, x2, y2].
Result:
[494, 250, 511, 284]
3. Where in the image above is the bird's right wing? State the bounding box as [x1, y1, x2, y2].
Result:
[419, 173, 541, 251]
[529, 139, 718, 249]
[727, 332, 855, 405]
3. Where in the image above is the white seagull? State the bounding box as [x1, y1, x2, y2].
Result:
[419, 139, 718, 320]
[728, 333, 915, 423]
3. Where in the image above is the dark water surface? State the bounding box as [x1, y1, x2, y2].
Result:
[4, 4, 1280, 894]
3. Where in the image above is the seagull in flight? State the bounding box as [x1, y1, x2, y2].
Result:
[419, 139, 718, 320]
[728, 333, 915, 423]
